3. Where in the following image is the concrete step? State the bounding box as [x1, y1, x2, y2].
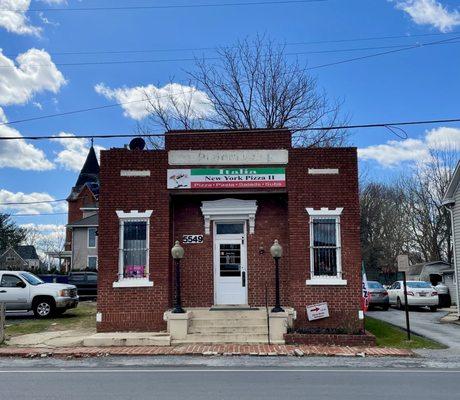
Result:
[190, 308, 267, 320]
[190, 317, 267, 328]
[83, 332, 171, 347]
[188, 324, 269, 334]
[173, 333, 270, 344]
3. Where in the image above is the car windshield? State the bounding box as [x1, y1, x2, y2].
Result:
[19, 272, 44, 286]
[368, 282, 384, 289]
[407, 281, 432, 289]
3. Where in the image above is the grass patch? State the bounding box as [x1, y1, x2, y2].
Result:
[4, 302, 96, 338]
[365, 316, 446, 349]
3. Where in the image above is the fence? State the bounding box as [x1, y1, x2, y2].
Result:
[0, 302, 4, 344]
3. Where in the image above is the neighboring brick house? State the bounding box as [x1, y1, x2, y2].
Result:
[97, 129, 362, 339]
[48, 145, 100, 271]
[0, 245, 40, 270]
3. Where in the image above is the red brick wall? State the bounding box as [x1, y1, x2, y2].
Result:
[172, 194, 289, 308]
[97, 131, 362, 333]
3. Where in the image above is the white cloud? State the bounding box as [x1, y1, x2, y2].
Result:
[0, 189, 62, 214]
[94, 82, 214, 121]
[394, 0, 460, 32]
[0, 0, 41, 35]
[53, 132, 104, 172]
[0, 108, 55, 170]
[0, 48, 66, 106]
[358, 127, 460, 167]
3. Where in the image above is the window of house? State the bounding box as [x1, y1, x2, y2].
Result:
[114, 210, 153, 288]
[87, 256, 98, 270]
[6, 256, 15, 261]
[306, 208, 346, 285]
[88, 228, 97, 248]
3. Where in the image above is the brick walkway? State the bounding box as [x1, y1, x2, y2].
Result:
[0, 344, 413, 358]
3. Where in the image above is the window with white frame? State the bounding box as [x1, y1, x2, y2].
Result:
[88, 228, 97, 248]
[87, 256, 98, 270]
[306, 208, 343, 281]
[115, 210, 152, 285]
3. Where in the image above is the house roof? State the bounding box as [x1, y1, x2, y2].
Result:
[407, 261, 451, 277]
[68, 146, 100, 201]
[67, 213, 98, 228]
[16, 245, 39, 260]
[443, 160, 460, 205]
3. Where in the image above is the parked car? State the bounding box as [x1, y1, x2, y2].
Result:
[0, 270, 78, 318]
[367, 281, 389, 310]
[68, 271, 97, 297]
[387, 280, 438, 311]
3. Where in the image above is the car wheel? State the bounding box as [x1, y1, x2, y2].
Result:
[397, 297, 404, 310]
[429, 306, 438, 312]
[33, 298, 55, 318]
[382, 305, 389, 311]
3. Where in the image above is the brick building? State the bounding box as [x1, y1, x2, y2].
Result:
[97, 129, 363, 342]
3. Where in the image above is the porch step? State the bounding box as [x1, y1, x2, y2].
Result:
[189, 324, 268, 334]
[190, 317, 267, 328]
[172, 333, 270, 344]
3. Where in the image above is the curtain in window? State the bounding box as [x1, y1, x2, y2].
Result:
[312, 218, 337, 276]
[123, 221, 147, 278]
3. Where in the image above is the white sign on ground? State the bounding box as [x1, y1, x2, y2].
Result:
[306, 302, 329, 321]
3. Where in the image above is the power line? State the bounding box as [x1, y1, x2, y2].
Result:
[10, 213, 68, 217]
[1, 0, 327, 12]
[1, 117, 460, 141]
[3, 40, 460, 68]
[5, 30, 459, 58]
[2, 35, 458, 128]
[0, 199, 66, 206]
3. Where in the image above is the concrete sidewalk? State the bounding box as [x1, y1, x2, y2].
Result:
[0, 344, 413, 358]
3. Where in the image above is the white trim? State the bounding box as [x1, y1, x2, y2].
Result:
[87, 255, 98, 269]
[87, 227, 97, 248]
[168, 149, 288, 165]
[306, 278, 347, 286]
[115, 210, 153, 286]
[306, 207, 343, 216]
[120, 170, 151, 177]
[113, 278, 154, 288]
[201, 199, 257, 235]
[308, 168, 339, 175]
[116, 210, 153, 219]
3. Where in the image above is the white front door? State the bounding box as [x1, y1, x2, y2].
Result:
[214, 221, 247, 305]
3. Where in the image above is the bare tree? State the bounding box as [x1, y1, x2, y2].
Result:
[142, 36, 348, 147]
[190, 36, 348, 147]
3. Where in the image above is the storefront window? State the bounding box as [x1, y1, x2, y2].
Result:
[115, 210, 153, 286]
[122, 221, 147, 278]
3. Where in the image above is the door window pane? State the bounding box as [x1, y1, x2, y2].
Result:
[1, 275, 24, 288]
[216, 223, 244, 235]
[220, 244, 241, 277]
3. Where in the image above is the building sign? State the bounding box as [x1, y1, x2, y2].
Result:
[167, 168, 286, 189]
[168, 150, 288, 165]
[182, 235, 204, 244]
[306, 302, 329, 321]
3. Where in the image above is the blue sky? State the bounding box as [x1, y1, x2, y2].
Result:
[0, 0, 460, 249]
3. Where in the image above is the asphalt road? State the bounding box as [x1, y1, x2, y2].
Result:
[367, 308, 460, 349]
[0, 367, 459, 400]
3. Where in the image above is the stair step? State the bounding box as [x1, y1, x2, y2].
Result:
[189, 324, 268, 334]
[190, 318, 267, 328]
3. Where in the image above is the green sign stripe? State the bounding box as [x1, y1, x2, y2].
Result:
[191, 168, 285, 175]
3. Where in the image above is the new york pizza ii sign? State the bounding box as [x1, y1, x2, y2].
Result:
[167, 168, 286, 189]
[306, 302, 330, 321]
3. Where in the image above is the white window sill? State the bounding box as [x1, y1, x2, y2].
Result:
[113, 279, 153, 288]
[306, 278, 347, 286]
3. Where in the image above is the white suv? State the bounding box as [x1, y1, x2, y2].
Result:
[0, 271, 79, 318]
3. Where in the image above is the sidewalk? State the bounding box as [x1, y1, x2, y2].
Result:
[0, 344, 413, 358]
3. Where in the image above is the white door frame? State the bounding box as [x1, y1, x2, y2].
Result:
[213, 220, 248, 305]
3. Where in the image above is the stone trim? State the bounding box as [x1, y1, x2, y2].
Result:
[308, 168, 339, 175]
[120, 170, 151, 177]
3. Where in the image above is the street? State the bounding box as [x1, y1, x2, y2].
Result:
[367, 308, 460, 349]
[0, 365, 459, 400]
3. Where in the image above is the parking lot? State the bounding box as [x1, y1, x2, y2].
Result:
[367, 307, 460, 349]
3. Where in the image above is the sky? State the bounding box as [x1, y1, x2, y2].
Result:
[0, 0, 460, 251]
